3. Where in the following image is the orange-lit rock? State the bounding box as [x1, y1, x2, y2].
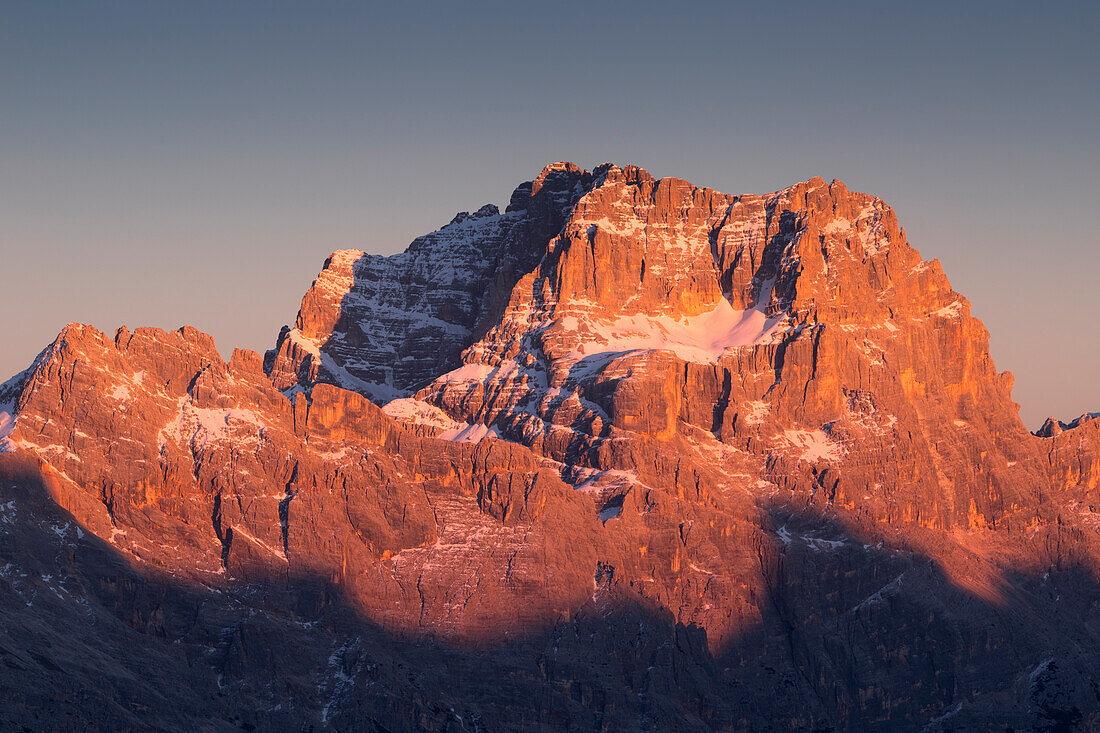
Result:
[1, 163, 1098, 731]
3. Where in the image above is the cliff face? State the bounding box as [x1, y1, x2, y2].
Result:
[1, 163, 1099, 731]
[403, 165, 1046, 535]
[264, 162, 596, 401]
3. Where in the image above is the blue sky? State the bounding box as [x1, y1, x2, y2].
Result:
[2, 1, 1097, 426]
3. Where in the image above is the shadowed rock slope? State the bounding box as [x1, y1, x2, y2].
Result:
[1, 163, 1099, 731]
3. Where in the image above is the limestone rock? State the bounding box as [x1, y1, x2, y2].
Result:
[1, 162, 1098, 731]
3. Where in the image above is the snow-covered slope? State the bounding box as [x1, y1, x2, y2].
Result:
[265, 163, 597, 399]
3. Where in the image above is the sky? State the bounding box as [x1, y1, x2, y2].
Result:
[1, 1, 1097, 428]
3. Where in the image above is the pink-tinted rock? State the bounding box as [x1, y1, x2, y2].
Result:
[1, 162, 1098, 731]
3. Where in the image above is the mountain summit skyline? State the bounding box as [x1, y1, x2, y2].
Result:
[5, 149, 1094, 431]
[1, 162, 1098, 730]
[6, 3, 1098, 429]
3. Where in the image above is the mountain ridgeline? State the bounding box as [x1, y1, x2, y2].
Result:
[1, 163, 1098, 731]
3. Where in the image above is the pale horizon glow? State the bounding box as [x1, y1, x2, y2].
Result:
[2, 2, 1097, 429]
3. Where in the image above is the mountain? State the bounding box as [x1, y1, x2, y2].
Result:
[1, 163, 1098, 731]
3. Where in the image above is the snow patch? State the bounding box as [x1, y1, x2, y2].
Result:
[776, 525, 846, 551]
[0, 372, 21, 445]
[1028, 657, 1054, 687]
[780, 429, 846, 463]
[822, 218, 852, 236]
[383, 398, 461, 433]
[572, 298, 787, 364]
[285, 329, 404, 402]
[855, 201, 892, 255]
[108, 384, 132, 402]
[933, 300, 965, 319]
[853, 573, 905, 613]
[158, 400, 267, 450]
[598, 495, 625, 523]
[0, 408, 15, 443]
[741, 400, 770, 426]
[231, 525, 288, 563]
[921, 702, 963, 731]
[437, 422, 501, 443]
[598, 504, 622, 522]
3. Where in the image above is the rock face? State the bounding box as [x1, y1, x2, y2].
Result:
[2, 162, 1099, 731]
[265, 162, 595, 401]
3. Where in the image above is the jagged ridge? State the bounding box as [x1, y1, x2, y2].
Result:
[1, 162, 1099, 731]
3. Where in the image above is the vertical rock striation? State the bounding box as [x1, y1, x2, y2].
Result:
[1, 162, 1098, 731]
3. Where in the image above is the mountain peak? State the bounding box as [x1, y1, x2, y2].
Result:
[449, 203, 500, 225]
[3, 161, 1100, 731]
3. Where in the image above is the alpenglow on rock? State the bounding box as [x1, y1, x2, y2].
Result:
[1, 162, 1098, 731]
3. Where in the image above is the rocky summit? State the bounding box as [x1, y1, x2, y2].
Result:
[2, 163, 1099, 732]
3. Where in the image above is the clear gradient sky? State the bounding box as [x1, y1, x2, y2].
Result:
[2, 1, 1097, 428]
